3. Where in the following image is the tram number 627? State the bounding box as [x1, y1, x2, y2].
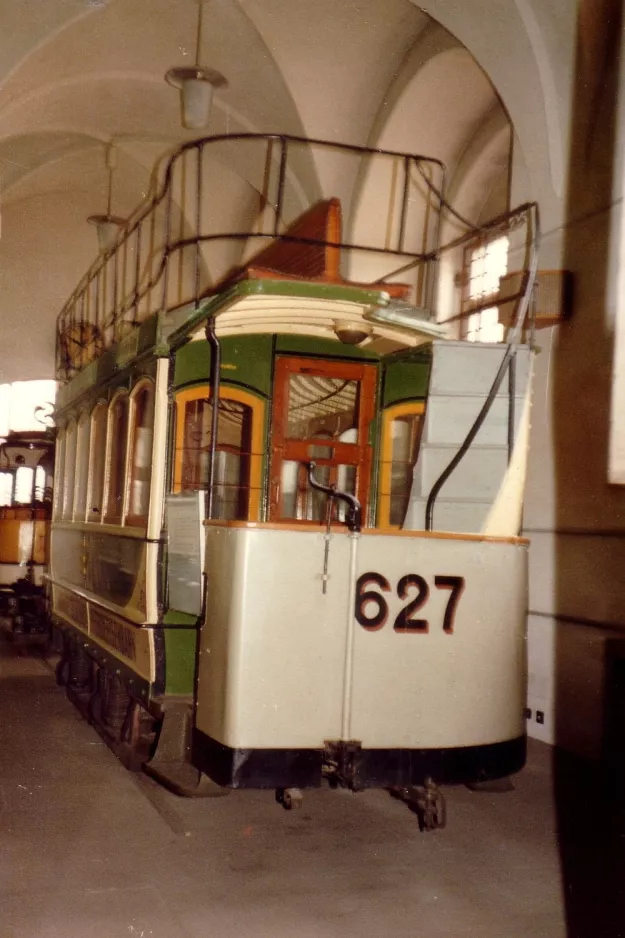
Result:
[355, 572, 465, 634]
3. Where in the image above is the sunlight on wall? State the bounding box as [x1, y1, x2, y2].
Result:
[0, 380, 56, 437]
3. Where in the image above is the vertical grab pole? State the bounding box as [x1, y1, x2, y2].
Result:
[341, 532, 360, 741]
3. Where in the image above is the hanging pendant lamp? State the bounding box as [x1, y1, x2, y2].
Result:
[87, 144, 126, 254]
[165, 0, 227, 130]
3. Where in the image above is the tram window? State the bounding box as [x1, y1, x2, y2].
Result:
[287, 376, 359, 441]
[379, 407, 424, 527]
[284, 376, 359, 522]
[73, 415, 91, 520]
[53, 430, 66, 520]
[271, 358, 376, 525]
[0, 471, 12, 506]
[127, 382, 155, 525]
[179, 397, 252, 520]
[88, 402, 108, 521]
[14, 467, 34, 504]
[34, 466, 46, 502]
[61, 421, 77, 519]
[104, 392, 129, 524]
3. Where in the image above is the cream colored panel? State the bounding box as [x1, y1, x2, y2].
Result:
[197, 526, 351, 749]
[88, 605, 154, 683]
[350, 536, 528, 748]
[197, 525, 528, 753]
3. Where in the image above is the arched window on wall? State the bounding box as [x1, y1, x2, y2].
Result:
[126, 380, 155, 526]
[173, 387, 263, 522]
[61, 420, 77, 520]
[87, 402, 107, 522]
[461, 234, 509, 342]
[73, 413, 91, 521]
[104, 391, 130, 524]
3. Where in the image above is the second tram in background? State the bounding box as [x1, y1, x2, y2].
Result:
[0, 430, 54, 643]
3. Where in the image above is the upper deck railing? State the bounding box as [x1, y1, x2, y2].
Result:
[55, 133, 450, 381]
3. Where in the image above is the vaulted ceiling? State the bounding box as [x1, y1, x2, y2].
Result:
[0, 0, 574, 382]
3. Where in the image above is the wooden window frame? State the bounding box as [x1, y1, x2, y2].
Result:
[378, 401, 425, 529]
[125, 378, 155, 528]
[172, 385, 264, 522]
[103, 389, 131, 526]
[460, 233, 509, 341]
[269, 356, 377, 524]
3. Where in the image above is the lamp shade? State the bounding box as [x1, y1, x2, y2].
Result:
[181, 77, 214, 130]
[165, 66, 227, 130]
[87, 214, 126, 254]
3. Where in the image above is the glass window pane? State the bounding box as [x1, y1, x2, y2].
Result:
[0, 471, 13, 506]
[34, 466, 46, 503]
[105, 394, 129, 523]
[279, 459, 357, 523]
[74, 417, 91, 520]
[128, 384, 155, 522]
[62, 422, 77, 519]
[179, 396, 252, 521]
[88, 404, 107, 521]
[286, 375, 359, 440]
[15, 467, 34, 504]
[389, 414, 422, 526]
[53, 431, 65, 520]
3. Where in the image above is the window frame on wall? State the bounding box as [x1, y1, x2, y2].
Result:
[125, 378, 156, 528]
[86, 400, 108, 523]
[378, 401, 425, 528]
[460, 233, 509, 343]
[172, 384, 264, 522]
[103, 389, 130, 525]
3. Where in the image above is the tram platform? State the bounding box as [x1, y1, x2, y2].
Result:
[0, 633, 615, 938]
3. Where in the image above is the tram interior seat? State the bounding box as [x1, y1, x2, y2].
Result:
[220, 198, 412, 299]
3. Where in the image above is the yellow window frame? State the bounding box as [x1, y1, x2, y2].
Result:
[378, 401, 425, 529]
[172, 385, 265, 522]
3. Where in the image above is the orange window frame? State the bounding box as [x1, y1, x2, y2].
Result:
[125, 378, 155, 528]
[378, 401, 425, 529]
[86, 400, 108, 523]
[103, 389, 130, 525]
[172, 385, 264, 522]
[269, 356, 377, 523]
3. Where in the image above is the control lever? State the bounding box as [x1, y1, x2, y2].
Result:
[304, 461, 362, 533]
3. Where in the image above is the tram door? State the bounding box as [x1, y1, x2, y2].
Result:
[269, 356, 377, 524]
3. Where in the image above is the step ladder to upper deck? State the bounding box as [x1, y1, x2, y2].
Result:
[404, 340, 533, 535]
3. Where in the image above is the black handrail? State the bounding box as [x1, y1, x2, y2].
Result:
[305, 461, 362, 533]
[55, 133, 447, 380]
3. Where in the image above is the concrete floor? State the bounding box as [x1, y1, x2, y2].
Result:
[0, 638, 621, 938]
